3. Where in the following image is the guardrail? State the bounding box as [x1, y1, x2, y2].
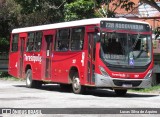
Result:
[0, 52, 8, 72]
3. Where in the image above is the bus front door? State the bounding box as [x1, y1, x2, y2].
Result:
[18, 33, 27, 78]
[43, 30, 55, 81]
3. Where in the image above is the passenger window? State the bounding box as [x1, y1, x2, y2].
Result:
[34, 32, 42, 51]
[27, 32, 42, 52]
[11, 34, 19, 52]
[56, 28, 70, 51]
[71, 27, 84, 51]
[27, 32, 34, 52]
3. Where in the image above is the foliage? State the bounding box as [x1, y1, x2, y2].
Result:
[0, 37, 9, 52]
[64, 0, 136, 19]
[0, 0, 22, 34]
[0, 72, 10, 78]
[0, 76, 21, 81]
[14, 0, 65, 25]
[0, 0, 21, 52]
[64, 0, 96, 21]
[95, 0, 135, 17]
[130, 85, 160, 93]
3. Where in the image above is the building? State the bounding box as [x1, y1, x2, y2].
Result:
[112, 0, 160, 30]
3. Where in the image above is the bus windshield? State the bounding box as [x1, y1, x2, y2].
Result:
[100, 32, 152, 66]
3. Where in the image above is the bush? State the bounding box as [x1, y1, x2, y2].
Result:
[0, 38, 10, 53]
[0, 72, 11, 78]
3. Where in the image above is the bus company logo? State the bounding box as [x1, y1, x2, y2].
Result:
[24, 54, 42, 63]
[112, 73, 126, 77]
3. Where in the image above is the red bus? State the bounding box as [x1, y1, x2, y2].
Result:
[8, 18, 153, 96]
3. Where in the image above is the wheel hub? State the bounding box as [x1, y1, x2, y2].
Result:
[73, 77, 80, 90]
[26, 74, 31, 85]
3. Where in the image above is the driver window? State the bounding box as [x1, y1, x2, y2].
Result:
[101, 32, 123, 55]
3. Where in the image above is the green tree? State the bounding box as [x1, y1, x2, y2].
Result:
[64, 0, 96, 21]
[14, 0, 66, 26]
[95, 0, 135, 17]
[0, 0, 21, 52]
[13, 0, 160, 22]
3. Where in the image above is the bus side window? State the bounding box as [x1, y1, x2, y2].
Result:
[56, 28, 70, 51]
[27, 32, 34, 52]
[71, 27, 84, 51]
[11, 34, 19, 52]
[34, 32, 42, 51]
[26, 32, 42, 52]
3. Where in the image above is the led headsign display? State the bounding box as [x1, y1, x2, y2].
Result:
[100, 21, 150, 32]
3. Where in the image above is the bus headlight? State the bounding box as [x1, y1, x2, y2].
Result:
[99, 66, 109, 77]
[144, 69, 152, 79]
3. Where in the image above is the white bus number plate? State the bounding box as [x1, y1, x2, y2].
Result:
[122, 84, 133, 88]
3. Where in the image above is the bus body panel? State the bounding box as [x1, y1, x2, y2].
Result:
[51, 51, 86, 84]
[8, 52, 19, 77]
[23, 52, 43, 80]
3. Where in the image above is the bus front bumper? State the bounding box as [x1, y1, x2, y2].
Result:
[95, 73, 152, 89]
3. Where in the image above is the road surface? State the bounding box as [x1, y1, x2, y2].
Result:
[0, 79, 160, 117]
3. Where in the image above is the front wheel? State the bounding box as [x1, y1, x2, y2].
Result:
[72, 73, 85, 94]
[114, 89, 127, 96]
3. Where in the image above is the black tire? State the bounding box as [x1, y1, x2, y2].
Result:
[114, 89, 127, 96]
[72, 73, 85, 94]
[35, 81, 43, 88]
[26, 69, 42, 88]
[60, 84, 72, 92]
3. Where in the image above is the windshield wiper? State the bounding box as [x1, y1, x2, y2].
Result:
[128, 33, 140, 59]
[132, 33, 140, 50]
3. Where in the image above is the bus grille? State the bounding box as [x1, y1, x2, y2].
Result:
[113, 80, 142, 87]
[107, 66, 147, 73]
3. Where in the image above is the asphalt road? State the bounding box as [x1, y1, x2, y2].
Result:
[0, 80, 160, 117]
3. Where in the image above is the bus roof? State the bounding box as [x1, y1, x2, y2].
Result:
[12, 18, 150, 34]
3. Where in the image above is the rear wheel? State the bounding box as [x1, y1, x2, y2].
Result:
[114, 89, 127, 96]
[26, 69, 42, 88]
[72, 73, 85, 94]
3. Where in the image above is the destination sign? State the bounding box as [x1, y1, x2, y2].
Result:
[100, 21, 150, 32]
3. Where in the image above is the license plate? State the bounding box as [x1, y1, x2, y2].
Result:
[122, 84, 133, 87]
